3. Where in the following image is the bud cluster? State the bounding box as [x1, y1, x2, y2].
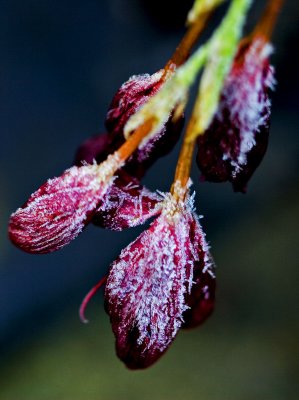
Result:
[8, 0, 282, 369]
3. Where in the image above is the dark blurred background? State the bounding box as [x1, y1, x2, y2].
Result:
[1, 1, 298, 399]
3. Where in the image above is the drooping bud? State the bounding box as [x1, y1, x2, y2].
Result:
[74, 72, 184, 180]
[196, 38, 275, 192]
[105, 189, 214, 369]
[9, 155, 120, 253]
[106, 71, 184, 179]
[106, 71, 165, 140]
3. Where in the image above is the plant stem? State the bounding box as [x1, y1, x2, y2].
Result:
[114, 9, 214, 170]
[252, 0, 284, 41]
[171, 118, 197, 201]
[163, 10, 212, 77]
[117, 118, 155, 163]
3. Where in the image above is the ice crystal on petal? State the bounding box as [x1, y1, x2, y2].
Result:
[9, 155, 120, 253]
[105, 189, 214, 369]
[182, 252, 216, 328]
[106, 71, 164, 139]
[196, 38, 275, 192]
[93, 171, 162, 231]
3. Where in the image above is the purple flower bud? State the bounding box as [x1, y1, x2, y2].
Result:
[105, 192, 214, 369]
[196, 38, 275, 192]
[9, 156, 120, 253]
[106, 71, 184, 178]
[106, 71, 164, 139]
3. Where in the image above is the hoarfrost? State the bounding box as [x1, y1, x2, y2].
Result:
[9, 154, 121, 253]
[105, 189, 214, 368]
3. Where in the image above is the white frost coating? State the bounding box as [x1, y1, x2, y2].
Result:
[218, 39, 275, 175]
[9, 153, 123, 253]
[96, 181, 162, 231]
[106, 187, 212, 360]
[97, 152, 122, 180]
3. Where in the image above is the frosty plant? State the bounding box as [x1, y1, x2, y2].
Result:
[8, 0, 283, 369]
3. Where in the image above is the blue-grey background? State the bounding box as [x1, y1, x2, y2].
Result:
[0, 1, 298, 399]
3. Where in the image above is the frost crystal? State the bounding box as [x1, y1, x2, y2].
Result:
[106, 70, 164, 139]
[93, 171, 162, 231]
[196, 38, 275, 192]
[9, 156, 120, 253]
[105, 191, 214, 369]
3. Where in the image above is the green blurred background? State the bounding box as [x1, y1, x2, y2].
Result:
[1, 1, 298, 399]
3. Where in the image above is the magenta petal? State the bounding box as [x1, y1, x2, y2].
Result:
[196, 38, 275, 192]
[9, 164, 113, 254]
[93, 171, 162, 231]
[105, 195, 213, 369]
[183, 258, 216, 328]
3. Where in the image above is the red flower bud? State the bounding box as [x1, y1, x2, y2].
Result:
[196, 38, 275, 192]
[9, 156, 119, 253]
[105, 191, 214, 369]
[106, 71, 164, 139]
[106, 71, 184, 179]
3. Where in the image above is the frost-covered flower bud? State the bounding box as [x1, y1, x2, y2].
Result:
[106, 70, 184, 179]
[196, 38, 275, 192]
[106, 71, 165, 139]
[8, 155, 120, 253]
[105, 189, 214, 369]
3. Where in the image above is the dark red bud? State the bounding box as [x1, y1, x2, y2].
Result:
[196, 38, 275, 192]
[74, 72, 184, 181]
[106, 71, 164, 139]
[9, 163, 115, 253]
[105, 194, 214, 369]
[106, 71, 184, 179]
